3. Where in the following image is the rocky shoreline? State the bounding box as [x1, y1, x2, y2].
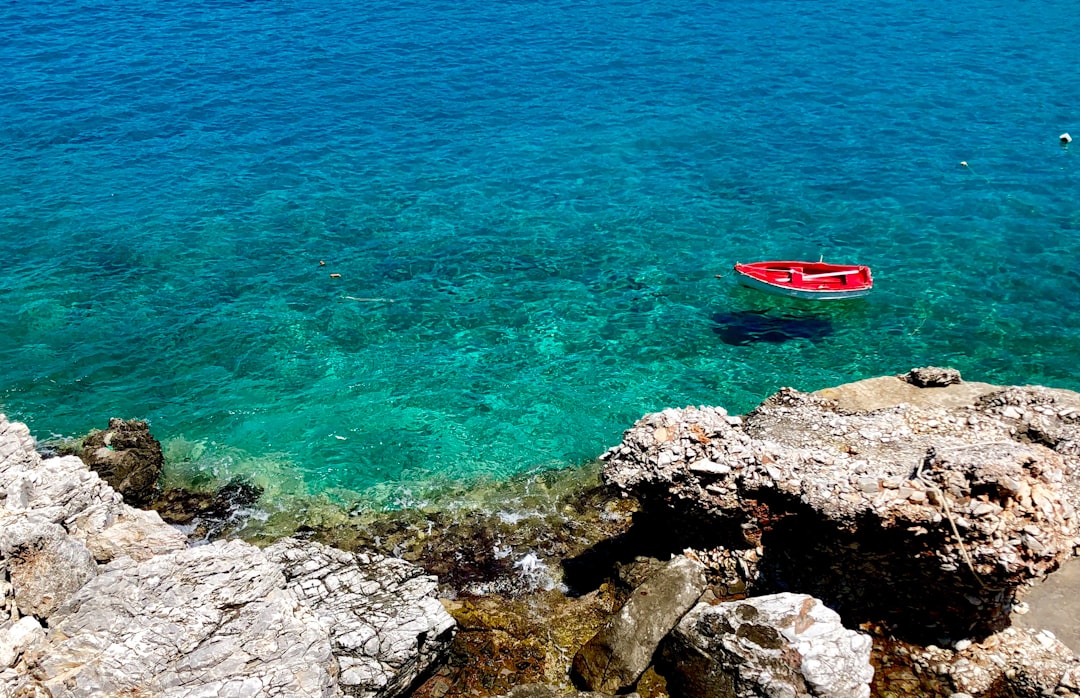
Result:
[3, 368, 1080, 697]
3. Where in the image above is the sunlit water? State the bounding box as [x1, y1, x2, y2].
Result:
[2, 0, 1078, 509]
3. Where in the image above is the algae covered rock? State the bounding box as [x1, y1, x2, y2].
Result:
[79, 418, 164, 507]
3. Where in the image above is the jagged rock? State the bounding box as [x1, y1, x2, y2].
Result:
[265, 538, 456, 698]
[1, 534, 454, 698]
[0, 415, 456, 698]
[0, 518, 97, 618]
[872, 626, 1080, 696]
[571, 555, 706, 693]
[35, 539, 339, 698]
[0, 414, 187, 564]
[600, 381, 1080, 641]
[659, 593, 874, 698]
[152, 478, 264, 542]
[79, 418, 164, 507]
[903, 367, 963, 388]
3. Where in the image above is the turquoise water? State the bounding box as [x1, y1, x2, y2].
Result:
[2, 0, 1078, 507]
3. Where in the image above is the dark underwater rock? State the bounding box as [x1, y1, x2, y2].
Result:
[150, 478, 263, 543]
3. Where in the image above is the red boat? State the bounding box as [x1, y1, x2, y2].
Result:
[732, 260, 873, 300]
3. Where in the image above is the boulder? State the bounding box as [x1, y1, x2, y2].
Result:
[266, 538, 457, 698]
[902, 367, 963, 388]
[0, 518, 97, 618]
[600, 380, 1080, 641]
[659, 593, 874, 698]
[79, 418, 164, 507]
[571, 555, 706, 693]
[0, 616, 47, 669]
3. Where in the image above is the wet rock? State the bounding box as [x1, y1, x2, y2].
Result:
[430, 588, 617, 697]
[0, 518, 97, 618]
[500, 685, 637, 698]
[79, 418, 164, 507]
[151, 478, 264, 543]
[600, 381, 1080, 641]
[903, 367, 963, 388]
[571, 555, 707, 693]
[659, 593, 874, 698]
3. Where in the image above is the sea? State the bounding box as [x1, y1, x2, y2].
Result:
[2, 0, 1078, 512]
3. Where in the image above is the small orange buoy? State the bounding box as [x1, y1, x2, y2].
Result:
[330, 273, 341, 279]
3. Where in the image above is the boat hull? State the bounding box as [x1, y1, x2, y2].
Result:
[732, 260, 873, 300]
[735, 273, 872, 300]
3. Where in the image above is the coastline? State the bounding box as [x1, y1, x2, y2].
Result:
[5, 369, 1080, 697]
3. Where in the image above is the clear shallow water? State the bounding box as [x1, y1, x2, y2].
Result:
[2, 0, 1078, 507]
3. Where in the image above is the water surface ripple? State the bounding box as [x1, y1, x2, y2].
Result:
[2, 0, 1077, 505]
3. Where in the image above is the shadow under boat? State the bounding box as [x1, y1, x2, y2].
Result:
[711, 309, 835, 346]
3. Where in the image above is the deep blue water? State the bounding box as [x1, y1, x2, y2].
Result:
[2, 0, 1078, 508]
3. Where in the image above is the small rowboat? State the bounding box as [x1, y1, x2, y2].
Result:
[732, 260, 873, 300]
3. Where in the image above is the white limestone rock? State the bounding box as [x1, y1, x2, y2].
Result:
[0, 415, 457, 698]
[37, 539, 340, 698]
[0, 616, 47, 669]
[661, 593, 874, 698]
[0, 414, 187, 564]
[265, 538, 457, 698]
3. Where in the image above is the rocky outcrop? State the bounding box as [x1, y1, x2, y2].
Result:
[34, 539, 338, 698]
[872, 626, 1080, 696]
[600, 374, 1080, 642]
[0, 415, 456, 698]
[0, 416, 187, 572]
[659, 593, 874, 698]
[79, 418, 164, 507]
[571, 555, 707, 693]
